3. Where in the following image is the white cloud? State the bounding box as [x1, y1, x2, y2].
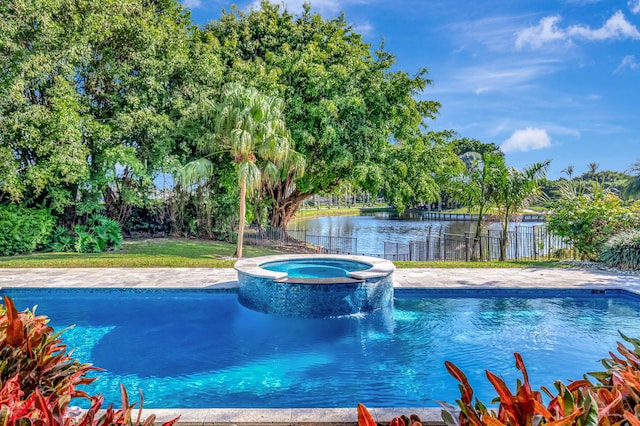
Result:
[249, 0, 369, 15]
[516, 11, 640, 49]
[182, 0, 202, 8]
[630, 0, 640, 14]
[568, 11, 640, 40]
[352, 21, 373, 37]
[615, 54, 640, 72]
[501, 128, 552, 153]
[474, 87, 490, 95]
[516, 16, 567, 49]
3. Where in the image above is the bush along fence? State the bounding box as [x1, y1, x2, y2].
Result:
[244, 224, 573, 262]
[383, 224, 573, 262]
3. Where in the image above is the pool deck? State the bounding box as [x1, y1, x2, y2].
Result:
[2, 266, 640, 425]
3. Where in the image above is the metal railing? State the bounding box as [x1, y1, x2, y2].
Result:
[383, 225, 572, 262]
[244, 227, 358, 255]
[245, 224, 572, 262]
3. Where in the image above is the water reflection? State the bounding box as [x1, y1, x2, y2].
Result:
[289, 212, 541, 257]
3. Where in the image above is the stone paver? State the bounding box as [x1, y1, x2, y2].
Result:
[2, 265, 640, 425]
[2, 266, 639, 292]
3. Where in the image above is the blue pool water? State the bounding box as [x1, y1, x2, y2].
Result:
[260, 258, 371, 278]
[3, 288, 640, 408]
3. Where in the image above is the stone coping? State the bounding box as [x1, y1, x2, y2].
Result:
[234, 254, 396, 280]
[140, 407, 444, 425]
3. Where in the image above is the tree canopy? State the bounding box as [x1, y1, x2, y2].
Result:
[203, 1, 441, 226]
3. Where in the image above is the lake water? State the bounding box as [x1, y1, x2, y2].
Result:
[288, 212, 539, 257]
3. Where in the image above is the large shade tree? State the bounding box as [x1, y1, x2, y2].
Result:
[0, 0, 220, 223]
[205, 2, 440, 227]
[181, 83, 304, 258]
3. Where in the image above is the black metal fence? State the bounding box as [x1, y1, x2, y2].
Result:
[244, 227, 358, 255]
[244, 224, 572, 262]
[382, 225, 572, 262]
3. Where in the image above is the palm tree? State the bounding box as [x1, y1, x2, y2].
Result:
[624, 158, 640, 200]
[448, 151, 503, 260]
[561, 165, 574, 180]
[181, 83, 304, 259]
[491, 160, 550, 260]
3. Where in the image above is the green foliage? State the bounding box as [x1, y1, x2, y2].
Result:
[490, 160, 550, 260]
[205, 1, 440, 227]
[377, 131, 462, 215]
[72, 215, 123, 253]
[0, 296, 178, 425]
[548, 189, 640, 260]
[0, 205, 55, 256]
[181, 83, 303, 257]
[0, 0, 221, 222]
[601, 230, 640, 270]
[48, 215, 123, 253]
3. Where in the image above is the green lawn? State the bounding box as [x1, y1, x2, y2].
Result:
[0, 238, 281, 268]
[0, 237, 567, 269]
[293, 205, 394, 219]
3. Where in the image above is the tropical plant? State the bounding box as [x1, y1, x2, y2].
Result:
[0, 295, 178, 425]
[357, 403, 423, 426]
[447, 151, 503, 260]
[624, 158, 640, 200]
[180, 83, 304, 258]
[601, 230, 640, 270]
[490, 160, 550, 261]
[561, 165, 575, 180]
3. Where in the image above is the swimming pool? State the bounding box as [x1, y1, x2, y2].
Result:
[3, 288, 640, 408]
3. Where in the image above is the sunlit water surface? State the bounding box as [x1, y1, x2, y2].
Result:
[4, 288, 639, 408]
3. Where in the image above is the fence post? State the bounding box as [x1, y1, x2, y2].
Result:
[532, 225, 537, 260]
[465, 232, 470, 262]
[515, 226, 519, 260]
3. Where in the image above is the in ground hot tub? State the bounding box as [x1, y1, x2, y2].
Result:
[234, 254, 395, 317]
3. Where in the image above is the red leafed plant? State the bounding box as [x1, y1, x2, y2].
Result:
[0, 295, 178, 425]
[357, 403, 423, 426]
[440, 343, 640, 426]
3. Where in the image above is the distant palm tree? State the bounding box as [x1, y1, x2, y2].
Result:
[588, 162, 600, 174]
[180, 83, 305, 258]
[624, 158, 640, 199]
[561, 165, 574, 180]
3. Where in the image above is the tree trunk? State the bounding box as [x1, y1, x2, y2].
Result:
[472, 205, 484, 261]
[499, 211, 510, 261]
[235, 176, 246, 259]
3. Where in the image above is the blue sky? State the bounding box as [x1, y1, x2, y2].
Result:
[183, 0, 640, 179]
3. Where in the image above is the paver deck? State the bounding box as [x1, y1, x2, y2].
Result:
[2, 266, 639, 425]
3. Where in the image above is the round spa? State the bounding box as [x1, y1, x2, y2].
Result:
[234, 254, 395, 318]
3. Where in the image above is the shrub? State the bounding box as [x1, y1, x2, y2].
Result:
[0, 205, 55, 256]
[547, 193, 640, 261]
[49, 214, 123, 253]
[0, 296, 178, 425]
[601, 230, 640, 270]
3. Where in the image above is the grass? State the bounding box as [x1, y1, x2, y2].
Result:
[0, 238, 569, 269]
[0, 238, 281, 268]
[293, 205, 394, 219]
